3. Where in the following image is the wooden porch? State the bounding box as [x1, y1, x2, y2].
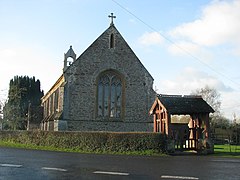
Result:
[149, 94, 214, 153]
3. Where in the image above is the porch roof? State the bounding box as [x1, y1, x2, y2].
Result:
[157, 94, 214, 114]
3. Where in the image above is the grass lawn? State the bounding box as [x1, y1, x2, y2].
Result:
[1, 140, 240, 157]
[214, 144, 240, 158]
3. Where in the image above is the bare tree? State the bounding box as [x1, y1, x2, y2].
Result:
[191, 85, 221, 115]
[191, 85, 229, 129]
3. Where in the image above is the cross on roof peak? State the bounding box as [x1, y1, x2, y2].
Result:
[108, 13, 116, 26]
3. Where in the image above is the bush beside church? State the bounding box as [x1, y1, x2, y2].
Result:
[0, 130, 166, 153]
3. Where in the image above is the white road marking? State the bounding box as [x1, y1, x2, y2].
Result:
[42, 167, 67, 172]
[0, 164, 22, 168]
[94, 171, 129, 176]
[161, 175, 199, 180]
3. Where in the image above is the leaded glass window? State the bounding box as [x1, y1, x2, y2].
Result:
[97, 71, 122, 118]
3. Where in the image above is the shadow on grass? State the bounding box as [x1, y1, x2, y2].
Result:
[214, 147, 224, 149]
[213, 144, 240, 157]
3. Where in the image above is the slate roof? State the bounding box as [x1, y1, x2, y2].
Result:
[42, 111, 63, 122]
[157, 94, 214, 114]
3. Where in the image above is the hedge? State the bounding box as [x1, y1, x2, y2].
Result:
[0, 130, 166, 153]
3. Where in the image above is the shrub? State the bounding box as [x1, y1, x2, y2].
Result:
[0, 130, 166, 154]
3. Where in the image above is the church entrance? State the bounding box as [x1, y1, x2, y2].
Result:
[172, 125, 199, 151]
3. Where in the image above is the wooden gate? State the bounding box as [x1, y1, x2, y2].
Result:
[172, 124, 198, 151]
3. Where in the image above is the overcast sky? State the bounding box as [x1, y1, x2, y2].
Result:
[0, 0, 239, 120]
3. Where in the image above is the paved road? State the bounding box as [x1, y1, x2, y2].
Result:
[0, 147, 240, 180]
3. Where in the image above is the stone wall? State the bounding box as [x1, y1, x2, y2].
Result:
[62, 25, 155, 132]
[67, 121, 153, 132]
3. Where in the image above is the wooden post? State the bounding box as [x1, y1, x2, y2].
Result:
[153, 114, 157, 132]
[205, 113, 210, 139]
[165, 114, 170, 135]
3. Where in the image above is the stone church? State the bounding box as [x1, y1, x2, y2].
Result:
[41, 14, 155, 131]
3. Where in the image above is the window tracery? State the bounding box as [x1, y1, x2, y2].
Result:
[97, 71, 122, 118]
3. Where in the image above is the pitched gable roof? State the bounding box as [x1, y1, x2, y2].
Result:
[157, 94, 214, 114]
[74, 24, 153, 80]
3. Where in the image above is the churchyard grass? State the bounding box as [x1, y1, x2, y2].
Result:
[1, 141, 240, 157]
[213, 144, 240, 157]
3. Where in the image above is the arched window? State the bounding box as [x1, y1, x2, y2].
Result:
[110, 33, 114, 48]
[97, 71, 122, 118]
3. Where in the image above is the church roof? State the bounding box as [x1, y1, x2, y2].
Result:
[74, 23, 154, 81]
[41, 75, 64, 102]
[43, 15, 154, 101]
[155, 94, 214, 114]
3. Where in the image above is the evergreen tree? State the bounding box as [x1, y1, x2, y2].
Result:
[3, 76, 44, 130]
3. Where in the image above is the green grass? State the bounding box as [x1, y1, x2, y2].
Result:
[0, 140, 165, 156]
[213, 144, 240, 158]
[1, 140, 239, 158]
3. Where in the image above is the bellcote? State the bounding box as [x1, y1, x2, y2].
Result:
[63, 45, 76, 71]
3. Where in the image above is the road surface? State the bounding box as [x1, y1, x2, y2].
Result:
[0, 147, 240, 179]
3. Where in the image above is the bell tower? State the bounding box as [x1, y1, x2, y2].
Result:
[63, 45, 76, 71]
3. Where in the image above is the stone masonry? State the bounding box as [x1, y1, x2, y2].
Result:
[41, 20, 156, 132]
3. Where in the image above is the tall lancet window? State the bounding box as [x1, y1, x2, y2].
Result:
[110, 33, 115, 48]
[97, 71, 122, 118]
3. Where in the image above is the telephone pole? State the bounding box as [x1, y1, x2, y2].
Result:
[0, 100, 3, 130]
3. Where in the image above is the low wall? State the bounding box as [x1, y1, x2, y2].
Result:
[0, 130, 166, 153]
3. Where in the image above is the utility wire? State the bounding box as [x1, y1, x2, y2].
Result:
[111, 0, 240, 89]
